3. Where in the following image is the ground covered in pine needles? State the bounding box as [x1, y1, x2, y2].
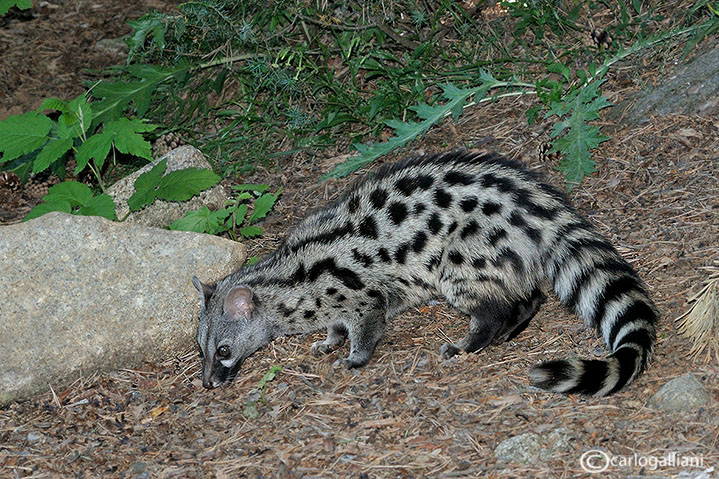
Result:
[1, 1, 718, 478]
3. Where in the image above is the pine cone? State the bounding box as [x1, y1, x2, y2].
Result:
[152, 132, 186, 158]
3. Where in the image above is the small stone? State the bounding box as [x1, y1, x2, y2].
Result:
[649, 374, 712, 412]
[26, 432, 43, 442]
[130, 462, 147, 473]
[494, 433, 542, 464]
[94, 38, 129, 58]
[106, 145, 227, 228]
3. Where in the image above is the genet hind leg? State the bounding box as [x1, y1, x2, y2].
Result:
[440, 287, 545, 359]
[439, 297, 513, 359]
[311, 322, 348, 356]
[494, 288, 546, 344]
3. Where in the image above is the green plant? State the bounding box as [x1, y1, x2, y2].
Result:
[242, 365, 282, 419]
[321, 14, 717, 190]
[0, 94, 155, 190]
[127, 158, 221, 214]
[0, 0, 30, 15]
[321, 72, 533, 180]
[23, 158, 221, 222]
[24, 181, 115, 221]
[170, 184, 281, 239]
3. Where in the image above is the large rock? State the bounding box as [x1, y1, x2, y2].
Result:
[106, 145, 227, 228]
[0, 212, 246, 405]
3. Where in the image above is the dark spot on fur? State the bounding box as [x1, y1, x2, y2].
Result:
[352, 248, 374, 268]
[377, 247, 392, 263]
[448, 251, 464, 265]
[414, 203, 426, 215]
[444, 170, 475, 186]
[447, 221, 458, 234]
[427, 212, 443, 235]
[278, 303, 298, 317]
[358, 215, 378, 239]
[326, 287, 337, 295]
[395, 242, 410, 264]
[481, 173, 515, 192]
[412, 231, 428, 253]
[482, 202, 502, 216]
[347, 195, 360, 213]
[434, 188, 453, 208]
[303, 310, 316, 319]
[337, 295, 346, 302]
[308, 257, 364, 290]
[460, 197, 478, 212]
[369, 188, 388, 209]
[472, 257, 486, 269]
[488, 228, 507, 246]
[395, 175, 434, 196]
[460, 220, 479, 240]
[315, 297, 322, 308]
[493, 248, 524, 273]
[388, 201, 409, 225]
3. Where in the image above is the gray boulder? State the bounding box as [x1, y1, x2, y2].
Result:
[0, 212, 246, 405]
[106, 145, 227, 228]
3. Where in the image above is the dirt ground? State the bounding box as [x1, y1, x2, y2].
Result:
[1, 2, 718, 479]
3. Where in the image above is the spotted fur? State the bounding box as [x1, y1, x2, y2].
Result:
[193, 150, 658, 395]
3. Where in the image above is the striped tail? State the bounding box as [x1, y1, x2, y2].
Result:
[530, 219, 658, 396]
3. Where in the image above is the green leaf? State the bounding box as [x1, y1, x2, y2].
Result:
[75, 130, 113, 173]
[23, 200, 72, 221]
[545, 81, 611, 190]
[232, 184, 270, 193]
[155, 168, 221, 202]
[547, 62, 571, 82]
[38, 97, 68, 113]
[248, 189, 282, 224]
[239, 225, 264, 238]
[104, 118, 155, 160]
[0, 112, 53, 163]
[46, 181, 94, 207]
[257, 366, 282, 389]
[75, 118, 154, 174]
[89, 65, 189, 127]
[77, 194, 117, 220]
[321, 75, 502, 180]
[227, 202, 247, 224]
[61, 95, 93, 135]
[0, 0, 31, 15]
[33, 137, 73, 173]
[128, 159, 167, 212]
[127, 15, 169, 60]
[170, 206, 231, 234]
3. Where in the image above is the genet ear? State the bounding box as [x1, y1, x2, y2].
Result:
[192, 276, 215, 309]
[223, 285, 255, 320]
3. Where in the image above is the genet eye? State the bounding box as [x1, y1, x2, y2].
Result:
[216, 345, 231, 358]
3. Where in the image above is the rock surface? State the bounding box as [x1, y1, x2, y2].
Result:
[648, 373, 712, 412]
[494, 432, 542, 464]
[106, 145, 227, 228]
[613, 43, 719, 124]
[0, 212, 246, 405]
[494, 428, 576, 465]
